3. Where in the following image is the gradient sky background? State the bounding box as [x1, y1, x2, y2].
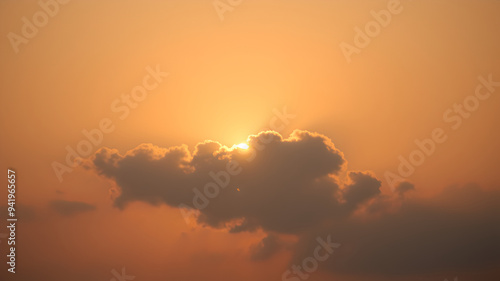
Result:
[1, 0, 500, 280]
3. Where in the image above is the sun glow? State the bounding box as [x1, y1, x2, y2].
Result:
[237, 143, 249, 150]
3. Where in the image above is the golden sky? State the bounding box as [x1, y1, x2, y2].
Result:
[1, 0, 500, 280]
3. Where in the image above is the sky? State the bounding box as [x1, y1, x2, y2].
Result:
[0, 0, 499, 280]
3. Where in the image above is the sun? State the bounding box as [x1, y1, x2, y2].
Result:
[237, 143, 249, 150]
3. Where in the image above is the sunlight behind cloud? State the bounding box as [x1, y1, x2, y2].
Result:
[237, 143, 249, 150]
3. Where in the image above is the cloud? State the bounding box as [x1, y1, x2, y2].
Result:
[342, 171, 381, 210]
[395, 181, 415, 197]
[249, 234, 284, 261]
[293, 184, 500, 276]
[92, 130, 354, 233]
[49, 200, 96, 216]
[90, 130, 500, 276]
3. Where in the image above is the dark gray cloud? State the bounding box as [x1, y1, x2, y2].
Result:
[342, 171, 381, 211]
[92, 130, 354, 233]
[395, 181, 415, 197]
[90, 130, 500, 276]
[49, 200, 96, 216]
[249, 234, 284, 261]
[293, 184, 500, 276]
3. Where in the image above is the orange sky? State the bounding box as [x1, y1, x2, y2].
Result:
[1, 1, 500, 280]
